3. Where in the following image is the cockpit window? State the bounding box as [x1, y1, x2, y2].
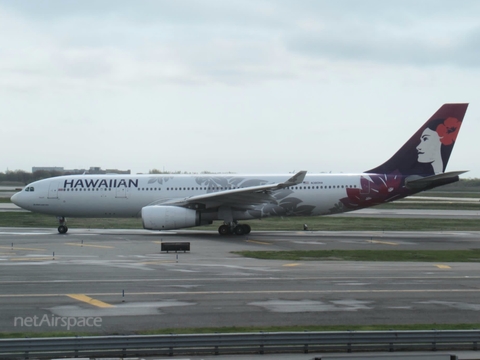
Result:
[25, 187, 35, 192]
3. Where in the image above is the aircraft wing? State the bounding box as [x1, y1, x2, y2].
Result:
[156, 171, 307, 209]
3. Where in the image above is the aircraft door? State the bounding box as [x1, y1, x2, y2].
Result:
[360, 178, 370, 195]
[115, 187, 127, 198]
[48, 182, 59, 199]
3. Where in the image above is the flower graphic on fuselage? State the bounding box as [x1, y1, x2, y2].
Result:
[340, 171, 402, 209]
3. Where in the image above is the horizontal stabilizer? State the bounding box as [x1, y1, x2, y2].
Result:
[405, 170, 468, 190]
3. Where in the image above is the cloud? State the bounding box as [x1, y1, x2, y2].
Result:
[2, 0, 480, 92]
[1, 0, 479, 177]
[284, 1, 480, 68]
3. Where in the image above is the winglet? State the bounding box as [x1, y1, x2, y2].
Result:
[280, 171, 307, 188]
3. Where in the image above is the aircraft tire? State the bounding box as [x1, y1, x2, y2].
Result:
[218, 225, 230, 235]
[58, 225, 68, 234]
[234, 225, 245, 236]
[242, 224, 251, 234]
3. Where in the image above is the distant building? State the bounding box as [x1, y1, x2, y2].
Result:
[32, 166, 131, 175]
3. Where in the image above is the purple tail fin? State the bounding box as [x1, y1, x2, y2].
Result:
[366, 103, 469, 176]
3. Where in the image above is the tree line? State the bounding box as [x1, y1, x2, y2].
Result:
[0, 170, 68, 184]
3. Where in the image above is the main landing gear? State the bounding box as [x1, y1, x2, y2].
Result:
[218, 223, 251, 236]
[57, 216, 68, 234]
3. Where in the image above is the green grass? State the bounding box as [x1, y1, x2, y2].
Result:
[376, 202, 480, 210]
[2, 323, 480, 338]
[422, 191, 480, 198]
[138, 323, 480, 334]
[232, 249, 480, 262]
[0, 331, 98, 339]
[2, 212, 480, 231]
[0, 212, 142, 229]
[204, 217, 480, 232]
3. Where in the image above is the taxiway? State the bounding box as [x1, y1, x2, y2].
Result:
[1, 228, 480, 334]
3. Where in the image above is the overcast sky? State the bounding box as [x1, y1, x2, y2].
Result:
[1, 0, 478, 177]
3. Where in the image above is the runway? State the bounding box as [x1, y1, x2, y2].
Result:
[1, 228, 480, 334]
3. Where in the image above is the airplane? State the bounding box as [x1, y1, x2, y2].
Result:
[11, 103, 469, 235]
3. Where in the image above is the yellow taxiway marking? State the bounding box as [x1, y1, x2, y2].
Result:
[245, 240, 272, 245]
[367, 240, 398, 246]
[65, 243, 114, 249]
[0, 246, 45, 251]
[67, 294, 115, 308]
[10, 257, 54, 261]
[283, 263, 300, 267]
[435, 264, 451, 269]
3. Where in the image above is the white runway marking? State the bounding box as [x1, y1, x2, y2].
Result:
[249, 299, 373, 312]
[417, 300, 480, 311]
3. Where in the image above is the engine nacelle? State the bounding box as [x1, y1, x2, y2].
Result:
[141, 206, 200, 230]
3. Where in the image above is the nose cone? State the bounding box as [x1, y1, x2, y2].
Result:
[10, 192, 25, 209]
[10, 192, 19, 205]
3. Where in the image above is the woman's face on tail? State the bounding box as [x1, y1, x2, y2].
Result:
[417, 128, 441, 163]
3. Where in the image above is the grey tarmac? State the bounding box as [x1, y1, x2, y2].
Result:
[1, 228, 480, 335]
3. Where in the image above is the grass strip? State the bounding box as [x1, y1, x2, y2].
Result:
[1, 212, 480, 231]
[138, 323, 480, 334]
[417, 191, 480, 198]
[0, 331, 98, 339]
[376, 202, 480, 210]
[2, 323, 480, 338]
[232, 249, 480, 262]
[0, 212, 142, 229]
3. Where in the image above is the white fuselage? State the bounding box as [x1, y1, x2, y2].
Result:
[12, 173, 364, 221]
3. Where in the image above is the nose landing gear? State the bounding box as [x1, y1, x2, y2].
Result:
[57, 216, 68, 234]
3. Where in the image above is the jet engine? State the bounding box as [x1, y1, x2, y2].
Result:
[141, 206, 200, 230]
